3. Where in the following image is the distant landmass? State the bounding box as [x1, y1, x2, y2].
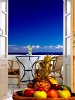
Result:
[8, 52, 63, 55]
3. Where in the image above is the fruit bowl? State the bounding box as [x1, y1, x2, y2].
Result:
[12, 91, 75, 100]
[12, 56, 75, 100]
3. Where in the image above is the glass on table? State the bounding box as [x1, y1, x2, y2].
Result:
[28, 46, 32, 55]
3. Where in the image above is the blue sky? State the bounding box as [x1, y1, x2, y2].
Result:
[8, 0, 63, 53]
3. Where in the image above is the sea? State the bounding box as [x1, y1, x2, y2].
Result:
[8, 52, 63, 55]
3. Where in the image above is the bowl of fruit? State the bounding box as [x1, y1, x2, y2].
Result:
[12, 80, 75, 100]
[12, 55, 75, 100]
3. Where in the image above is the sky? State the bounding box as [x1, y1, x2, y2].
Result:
[8, 0, 63, 53]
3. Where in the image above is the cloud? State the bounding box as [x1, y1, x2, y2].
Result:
[22, 46, 28, 49]
[32, 45, 41, 48]
[8, 45, 17, 47]
[8, 44, 63, 53]
[55, 45, 63, 49]
[43, 45, 63, 49]
[20, 45, 41, 49]
[44, 45, 53, 49]
[49, 46, 54, 48]
[13, 47, 19, 50]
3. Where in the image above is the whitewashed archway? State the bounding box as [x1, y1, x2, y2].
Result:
[0, 0, 8, 99]
[63, 0, 75, 93]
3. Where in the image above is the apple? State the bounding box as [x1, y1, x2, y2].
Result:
[47, 89, 58, 98]
[23, 88, 36, 97]
[51, 84, 60, 90]
[33, 91, 47, 98]
[22, 88, 28, 95]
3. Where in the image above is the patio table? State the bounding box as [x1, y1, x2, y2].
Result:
[16, 55, 40, 82]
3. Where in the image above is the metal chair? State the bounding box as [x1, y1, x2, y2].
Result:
[8, 60, 20, 88]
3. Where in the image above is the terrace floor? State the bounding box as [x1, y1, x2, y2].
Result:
[4, 82, 28, 100]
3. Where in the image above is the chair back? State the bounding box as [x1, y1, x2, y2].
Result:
[8, 60, 20, 75]
[54, 56, 63, 71]
[8, 60, 20, 88]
